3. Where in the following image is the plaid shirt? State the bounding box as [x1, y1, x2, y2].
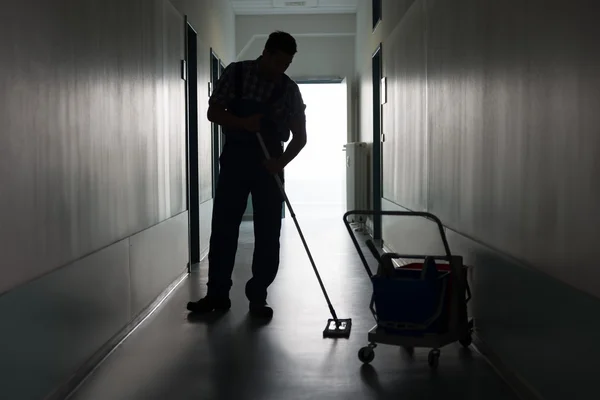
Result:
[209, 57, 306, 139]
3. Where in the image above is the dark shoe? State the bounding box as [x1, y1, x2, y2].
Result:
[187, 296, 231, 314]
[249, 303, 273, 320]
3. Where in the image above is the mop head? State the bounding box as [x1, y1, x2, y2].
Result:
[323, 318, 352, 338]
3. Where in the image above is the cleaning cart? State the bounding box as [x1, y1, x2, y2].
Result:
[343, 210, 473, 368]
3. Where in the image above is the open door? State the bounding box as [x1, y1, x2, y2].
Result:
[210, 49, 221, 197]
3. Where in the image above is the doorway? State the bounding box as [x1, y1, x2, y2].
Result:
[210, 49, 222, 196]
[218, 60, 226, 155]
[185, 20, 200, 266]
[284, 81, 348, 218]
[372, 44, 383, 242]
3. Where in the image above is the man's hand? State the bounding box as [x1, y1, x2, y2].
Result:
[241, 114, 263, 133]
[277, 115, 307, 168]
[263, 158, 285, 175]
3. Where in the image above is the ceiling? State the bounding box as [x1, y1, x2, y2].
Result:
[230, 0, 358, 15]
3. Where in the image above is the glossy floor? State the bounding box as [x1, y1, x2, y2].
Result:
[69, 207, 518, 400]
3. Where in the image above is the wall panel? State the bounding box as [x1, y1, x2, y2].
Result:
[382, 2, 427, 210]
[447, 229, 600, 400]
[163, 0, 188, 216]
[0, 239, 131, 400]
[427, 0, 600, 296]
[0, 0, 238, 397]
[357, 0, 600, 397]
[0, 0, 186, 294]
[129, 212, 189, 314]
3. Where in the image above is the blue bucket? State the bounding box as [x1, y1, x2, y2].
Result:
[371, 267, 450, 336]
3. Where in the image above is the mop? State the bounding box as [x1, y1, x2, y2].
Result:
[256, 132, 352, 339]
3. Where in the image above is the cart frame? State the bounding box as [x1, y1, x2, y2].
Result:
[343, 210, 473, 368]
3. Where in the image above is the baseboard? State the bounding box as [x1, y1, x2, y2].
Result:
[472, 333, 544, 400]
[47, 271, 189, 400]
[200, 248, 209, 264]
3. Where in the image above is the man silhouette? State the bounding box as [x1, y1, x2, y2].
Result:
[187, 31, 307, 319]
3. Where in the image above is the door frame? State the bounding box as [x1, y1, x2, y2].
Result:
[184, 17, 200, 270]
[209, 48, 222, 198]
[372, 44, 383, 242]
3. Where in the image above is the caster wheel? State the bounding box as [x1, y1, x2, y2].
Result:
[459, 334, 472, 348]
[358, 346, 375, 364]
[428, 349, 440, 368]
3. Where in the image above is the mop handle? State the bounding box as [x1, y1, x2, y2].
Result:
[255, 133, 292, 213]
[255, 132, 339, 322]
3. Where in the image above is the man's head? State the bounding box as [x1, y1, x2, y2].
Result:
[260, 31, 297, 75]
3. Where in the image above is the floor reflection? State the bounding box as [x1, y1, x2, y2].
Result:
[70, 216, 519, 400]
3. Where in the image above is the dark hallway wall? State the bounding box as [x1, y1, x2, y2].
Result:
[355, 0, 600, 398]
[0, 1, 188, 398]
[0, 1, 235, 399]
[426, 0, 600, 296]
[0, 0, 187, 295]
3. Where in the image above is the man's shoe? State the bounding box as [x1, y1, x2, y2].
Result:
[249, 302, 273, 319]
[187, 296, 231, 314]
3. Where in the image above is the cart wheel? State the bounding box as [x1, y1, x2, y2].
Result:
[428, 349, 440, 369]
[459, 333, 472, 348]
[358, 347, 375, 364]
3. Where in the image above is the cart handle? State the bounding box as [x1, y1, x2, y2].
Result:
[343, 210, 453, 278]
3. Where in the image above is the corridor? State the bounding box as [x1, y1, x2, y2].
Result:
[69, 211, 518, 400]
[3, 0, 599, 399]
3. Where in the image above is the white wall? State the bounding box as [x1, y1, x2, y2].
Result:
[236, 14, 356, 80]
[172, 0, 236, 63]
[0, 0, 237, 398]
[352, 2, 600, 399]
[355, 0, 416, 144]
[0, 0, 188, 294]
[242, 35, 355, 80]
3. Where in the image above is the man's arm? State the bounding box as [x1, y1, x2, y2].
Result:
[207, 105, 247, 131]
[278, 86, 307, 168]
[279, 114, 307, 168]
